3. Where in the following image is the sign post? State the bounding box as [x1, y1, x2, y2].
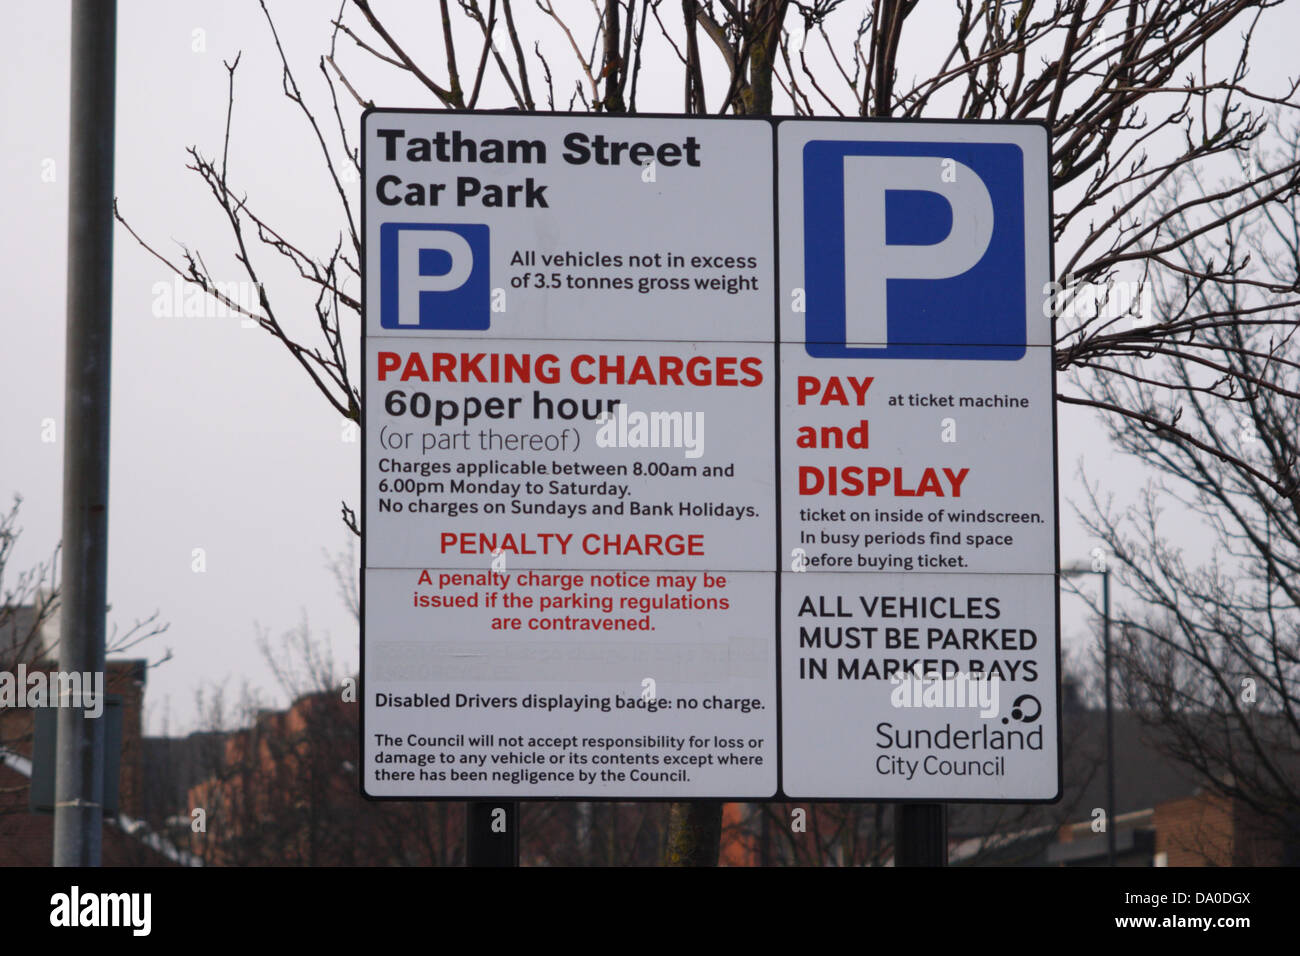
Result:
[896, 803, 948, 866]
[466, 801, 518, 867]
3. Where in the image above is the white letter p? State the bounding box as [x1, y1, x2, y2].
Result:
[397, 229, 474, 326]
[842, 157, 993, 345]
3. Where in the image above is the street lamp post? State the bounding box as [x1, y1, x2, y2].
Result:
[1062, 561, 1115, 867]
[55, 0, 117, 868]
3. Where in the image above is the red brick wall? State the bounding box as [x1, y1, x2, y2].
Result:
[1154, 793, 1235, 866]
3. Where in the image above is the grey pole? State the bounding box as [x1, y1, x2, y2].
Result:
[54, 0, 117, 868]
[1103, 568, 1115, 866]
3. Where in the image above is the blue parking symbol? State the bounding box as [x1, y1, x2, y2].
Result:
[379, 223, 490, 330]
[802, 140, 1026, 359]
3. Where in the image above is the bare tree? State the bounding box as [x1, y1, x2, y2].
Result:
[116, 0, 1300, 864]
[1076, 122, 1300, 851]
[185, 619, 468, 866]
[0, 496, 60, 814]
[0, 495, 60, 676]
[0, 493, 169, 842]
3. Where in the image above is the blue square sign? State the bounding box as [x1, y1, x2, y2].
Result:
[379, 222, 490, 330]
[802, 140, 1026, 359]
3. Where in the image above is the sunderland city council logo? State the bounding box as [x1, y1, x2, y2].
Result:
[802, 140, 1026, 360]
[379, 222, 490, 330]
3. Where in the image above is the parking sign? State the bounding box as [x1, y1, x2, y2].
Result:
[802, 140, 1027, 358]
[779, 120, 1058, 801]
[361, 113, 1060, 803]
[379, 223, 491, 330]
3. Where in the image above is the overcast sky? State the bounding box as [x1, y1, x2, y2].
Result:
[4, 1, 1295, 735]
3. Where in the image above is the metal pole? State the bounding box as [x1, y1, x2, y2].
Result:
[1103, 568, 1116, 866]
[466, 801, 519, 866]
[53, 0, 116, 868]
[895, 803, 947, 866]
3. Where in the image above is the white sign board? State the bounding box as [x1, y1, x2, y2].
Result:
[362, 112, 779, 798]
[362, 111, 1059, 802]
[777, 121, 1058, 800]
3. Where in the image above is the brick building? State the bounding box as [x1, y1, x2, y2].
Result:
[0, 656, 189, 866]
[183, 686, 464, 866]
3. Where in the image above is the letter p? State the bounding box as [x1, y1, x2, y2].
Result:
[380, 223, 490, 330]
[842, 157, 993, 346]
[399, 229, 473, 326]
